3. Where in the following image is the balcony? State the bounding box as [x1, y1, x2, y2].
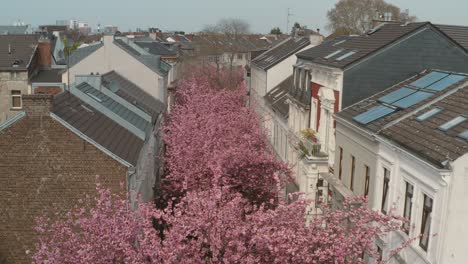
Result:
[296, 129, 328, 162]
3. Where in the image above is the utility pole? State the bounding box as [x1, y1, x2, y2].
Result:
[286, 8, 293, 34]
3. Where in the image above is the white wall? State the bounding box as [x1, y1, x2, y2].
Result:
[334, 117, 459, 264]
[64, 36, 167, 103]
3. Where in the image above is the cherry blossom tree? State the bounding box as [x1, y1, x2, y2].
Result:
[161, 67, 292, 206]
[33, 67, 411, 263]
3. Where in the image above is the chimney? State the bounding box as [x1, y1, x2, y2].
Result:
[22, 94, 53, 117]
[37, 37, 52, 67]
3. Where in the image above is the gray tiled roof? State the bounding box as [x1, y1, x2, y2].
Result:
[265, 75, 292, 120]
[252, 37, 310, 70]
[68, 43, 103, 67]
[135, 41, 177, 57]
[101, 71, 165, 119]
[434, 24, 468, 51]
[113, 39, 170, 76]
[52, 92, 144, 166]
[0, 34, 39, 70]
[338, 70, 468, 168]
[297, 22, 430, 68]
[74, 82, 152, 136]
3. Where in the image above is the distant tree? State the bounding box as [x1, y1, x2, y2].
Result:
[62, 37, 81, 87]
[293, 22, 301, 29]
[201, 18, 251, 71]
[326, 0, 417, 35]
[270, 27, 283, 35]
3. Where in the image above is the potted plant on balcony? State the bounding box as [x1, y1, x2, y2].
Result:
[300, 128, 318, 143]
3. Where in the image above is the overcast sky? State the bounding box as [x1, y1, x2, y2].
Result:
[2, 0, 467, 34]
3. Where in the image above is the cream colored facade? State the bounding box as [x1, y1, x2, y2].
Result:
[331, 115, 468, 264]
[63, 35, 168, 104]
[0, 71, 30, 124]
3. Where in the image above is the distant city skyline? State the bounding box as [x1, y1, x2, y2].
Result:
[2, 0, 468, 34]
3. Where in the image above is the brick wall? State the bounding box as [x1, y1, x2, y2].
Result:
[0, 112, 128, 263]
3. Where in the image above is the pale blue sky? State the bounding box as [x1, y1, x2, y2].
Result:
[2, 0, 468, 34]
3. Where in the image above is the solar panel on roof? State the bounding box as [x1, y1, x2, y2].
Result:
[324, 49, 344, 59]
[391, 91, 433, 109]
[426, 74, 466, 92]
[439, 116, 467, 131]
[411, 71, 448, 88]
[378, 87, 417, 104]
[353, 105, 396, 125]
[416, 107, 443, 121]
[336, 51, 357, 61]
[458, 130, 468, 140]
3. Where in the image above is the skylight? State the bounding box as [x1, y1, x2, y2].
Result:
[416, 107, 443, 121]
[324, 49, 344, 59]
[335, 51, 357, 61]
[333, 40, 347, 46]
[87, 93, 103, 103]
[353, 105, 396, 125]
[439, 116, 467, 131]
[458, 130, 468, 140]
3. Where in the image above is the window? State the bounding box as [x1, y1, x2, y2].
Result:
[300, 69, 306, 89]
[350, 156, 355, 191]
[324, 49, 344, 59]
[237, 54, 243, 60]
[420, 194, 433, 251]
[11, 90, 22, 108]
[364, 165, 370, 196]
[402, 182, 414, 234]
[439, 116, 467, 131]
[335, 51, 357, 61]
[416, 107, 443, 121]
[338, 147, 343, 180]
[381, 168, 390, 214]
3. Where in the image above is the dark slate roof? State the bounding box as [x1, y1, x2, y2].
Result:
[68, 43, 103, 67]
[297, 22, 430, 68]
[113, 39, 170, 75]
[75, 82, 152, 134]
[252, 37, 310, 70]
[0, 25, 30, 35]
[265, 75, 292, 120]
[101, 71, 165, 119]
[0, 34, 39, 70]
[434, 24, 468, 51]
[52, 92, 144, 165]
[338, 70, 468, 168]
[135, 41, 177, 57]
[31, 68, 63, 83]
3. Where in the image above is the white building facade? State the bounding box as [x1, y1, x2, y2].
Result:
[330, 70, 468, 263]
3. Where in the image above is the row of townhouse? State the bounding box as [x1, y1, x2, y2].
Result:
[252, 21, 468, 263]
[332, 70, 468, 263]
[0, 32, 178, 263]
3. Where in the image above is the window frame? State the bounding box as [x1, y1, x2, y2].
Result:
[419, 194, 433, 251]
[338, 147, 343, 180]
[11, 90, 22, 109]
[402, 182, 414, 235]
[350, 155, 355, 191]
[381, 167, 390, 214]
[364, 165, 370, 196]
